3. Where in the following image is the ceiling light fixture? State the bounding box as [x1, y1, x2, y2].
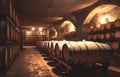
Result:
[32, 27, 35, 31]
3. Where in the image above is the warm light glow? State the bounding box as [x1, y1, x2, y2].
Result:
[82, 39, 86, 41]
[39, 27, 42, 31]
[99, 15, 115, 24]
[100, 17, 109, 24]
[26, 31, 31, 36]
[68, 23, 76, 32]
[32, 27, 35, 31]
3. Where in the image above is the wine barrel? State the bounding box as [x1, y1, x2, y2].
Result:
[37, 41, 41, 49]
[13, 8, 16, 22]
[11, 26, 14, 40]
[88, 35, 94, 41]
[7, 23, 10, 40]
[54, 41, 73, 59]
[9, 25, 12, 40]
[81, 41, 111, 64]
[98, 43, 112, 60]
[0, 21, 7, 41]
[13, 44, 17, 59]
[113, 19, 120, 28]
[12, 45, 15, 59]
[16, 45, 19, 56]
[9, 45, 13, 62]
[106, 31, 120, 39]
[10, 0, 13, 18]
[106, 33, 112, 39]
[37, 41, 45, 52]
[100, 34, 105, 40]
[47, 41, 53, 53]
[100, 24, 106, 31]
[39, 41, 52, 53]
[87, 35, 91, 40]
[93, 34, 97, 40]
[93, 27, 98, 33]
[62, 42, 80, 64]
[4, 46, 10, 69]
[50, 41, 58, 56]
[111, 42, 120, 50]
[114, 31, 120, 39]
[42, 41, 49, 51]
[105, 22, 114, 30]
[62, 41, 111, 65]
[0, 46, 9, 71]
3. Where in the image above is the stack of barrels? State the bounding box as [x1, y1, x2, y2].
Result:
[36, 40, 112, 68]
[88, 19, 120, 60]
[0, 0, 21, 74]
[88, 19, 120, 42]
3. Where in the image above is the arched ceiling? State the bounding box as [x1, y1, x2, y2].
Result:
[13, 0, 98, 26]
[83, 4, 118, 25]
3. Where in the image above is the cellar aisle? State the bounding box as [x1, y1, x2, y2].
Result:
[1, 46, 61, 77]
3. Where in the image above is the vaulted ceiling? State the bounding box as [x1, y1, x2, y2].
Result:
[13, 0, 98, 26]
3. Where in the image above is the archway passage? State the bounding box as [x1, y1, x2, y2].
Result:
[59, 20, 76, 40]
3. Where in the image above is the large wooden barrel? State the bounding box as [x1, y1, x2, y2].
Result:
[13, 8, 16, 22]
[7, 23, 10, 41]
[42, 41, 49, 51]
[0, 21, 7, 42]
[88, 35, 94, 41]
[37, 41, 49, 52]
[93, 27, 98, 32]
[62, 42, 79, 65]
[47, 41, 54, 54]
[97, 43, 112, 61]
[11, 25, 13, 40]
[11, 45, 15, 59]
[0, 46, 9, 71]
[105, 22, 113, 30]
[105, 33, 113, 39]
[62, 41, 112, 65]
[36, 41, 42, 49]
[100, 34, 105, 40]
[9, 45, 13, 62]
[37, 41, 45, 50]
[54, 41, 73, 59]
[100, 24, 106, 31]
[93, 34, 97, 40]
[111, 42, 120, 50]
[50, 41, 58, 56]
[113, 19, 120, 28]
[9, 0, 13, 18]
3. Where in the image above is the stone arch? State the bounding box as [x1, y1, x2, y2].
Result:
[83, 4, 120, 27]
[49, 27, 57, 40]
[60, 20, 76, 34]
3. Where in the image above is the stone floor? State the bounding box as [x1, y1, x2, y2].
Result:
[1, 46, 120, 77]
[1, 46, 60, 77]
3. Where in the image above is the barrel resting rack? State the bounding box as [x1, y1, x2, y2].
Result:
[50, 54, 72, 73]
